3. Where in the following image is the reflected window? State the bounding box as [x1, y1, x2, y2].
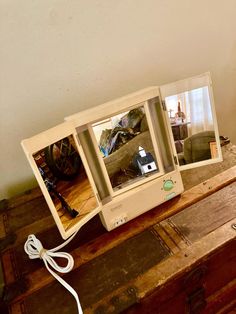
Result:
[92, 106, 160, 191]
[166, 86, 213, 135]
[165, 86, 218, 165]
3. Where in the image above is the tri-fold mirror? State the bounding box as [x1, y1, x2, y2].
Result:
[22, 72, 222, 239]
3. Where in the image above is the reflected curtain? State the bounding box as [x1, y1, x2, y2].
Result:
[185, 87, 213, 136]
[166, 87, 214, 136]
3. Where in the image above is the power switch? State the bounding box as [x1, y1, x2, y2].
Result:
[163, 180, 174, 191]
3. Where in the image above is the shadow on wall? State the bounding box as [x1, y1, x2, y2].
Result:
[2, 177, 38, 201]
[214, 43, 236, 145]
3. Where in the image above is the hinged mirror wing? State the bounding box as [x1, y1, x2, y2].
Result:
[21, 122, 102, 239]
[160, 72, 222, 170]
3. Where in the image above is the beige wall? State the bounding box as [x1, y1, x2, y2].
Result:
[1, 0, 236, 199]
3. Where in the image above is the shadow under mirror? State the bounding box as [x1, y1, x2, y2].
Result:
[165, 86, 218, 165]
[33, 135, 98, 231]
[92, 106, 160, 191]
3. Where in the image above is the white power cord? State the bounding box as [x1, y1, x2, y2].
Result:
[24, 232, 83, 314]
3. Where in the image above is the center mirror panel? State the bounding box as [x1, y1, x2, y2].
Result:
[91, 105, 161, 192]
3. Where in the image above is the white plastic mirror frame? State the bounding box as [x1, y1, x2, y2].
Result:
[160, 72, 222, 170]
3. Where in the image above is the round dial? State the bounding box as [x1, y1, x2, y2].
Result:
[163, 179, 174, 191]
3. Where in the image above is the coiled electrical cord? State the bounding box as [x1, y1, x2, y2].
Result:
[24, 233, 83, 314]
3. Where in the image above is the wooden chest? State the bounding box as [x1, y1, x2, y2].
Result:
[0, 144, 236, 314]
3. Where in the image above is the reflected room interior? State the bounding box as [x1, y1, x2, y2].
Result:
[33, 135, 98, 231]
[165, 86, 218, 165]
[92, 106, 160, 191]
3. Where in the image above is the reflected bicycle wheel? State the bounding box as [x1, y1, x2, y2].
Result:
[44, 137, 81, 181]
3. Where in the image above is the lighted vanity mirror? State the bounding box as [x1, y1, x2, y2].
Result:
[21, 123, 101, 239]
[160, 73, 222, 169]
[21, 78, 222, 239]
[91, 105, 161, 192]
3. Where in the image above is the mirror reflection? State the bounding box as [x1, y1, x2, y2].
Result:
[33, 135, 98, 230]
[165, 86, 218, 165]
[92, 106, 160, 191]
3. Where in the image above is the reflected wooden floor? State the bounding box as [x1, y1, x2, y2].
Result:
[53, 169, 98, 231]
